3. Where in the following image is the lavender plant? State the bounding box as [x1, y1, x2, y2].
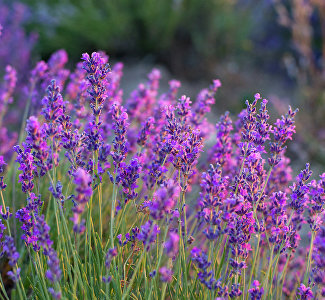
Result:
[0, 45, 324, 299]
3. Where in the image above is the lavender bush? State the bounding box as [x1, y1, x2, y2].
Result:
[0, 35, 324, 300]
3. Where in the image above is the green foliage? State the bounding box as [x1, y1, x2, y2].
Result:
[22, 0, 251, 64]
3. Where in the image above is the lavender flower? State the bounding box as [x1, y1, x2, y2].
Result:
[0, 219, 5, 243]
[0, 64, 18, 158]
[269, 106, 298, 166]
[0, 156, 6, 173]
[159, 80, 181, 105]
[0, 156, 6, 190]
[254, 98, 270, 152]
[46, 49, 70, 91]
[34, 215, 53, 254]
[14, 145, 36, 193]
[16, 193, 43, 251]
[159, 267, 173, 282]
[0, 65, 17, 114]
[48, 287, 62, 299]
[191, 79, 221, 132]
[173, 129, 203, 183]
[66, 62, 87, 106]
[84, 120, 102, 152]
[49, 181, 64, 204]
[0, 206, 12, 220]
[0, 2, 36, 75]
[71, 168, 92, 233]
[117, 227, 140, 247]
[138, 220, 160, 251]
[41, 79, 65, 127]
[177, 95, 192, 123]
[30, 61, 48, 86]
[40, 79, 67, 167]
[126, 69, 160, 123]
[7, 268, 21, 283]
[149, 270, 156, 278]
[105, 248, 118, 269]
[81, 52, 110, 117]
[240, 93, 269, 156]
[146, 180, 179, 220]
[268, 191, 290, 252]
[209, 112, 233, 167]
[2, 235, 19, 266]
[307, 173, 325, 231]
[191, 247, 218, 290]
[229, 284, 242, 298]
[199, 164, 228, 211]
[165, 232, 179, 258]
[98, 143, 111, 173]
[115, 158, 141, 205]
[137, 117, 154, 147]
[110, 104, 129, 167]
[248, 280, 264, 300]
[102, 276, 112, 284]
[311, 220, 325, 290]
[297, 283, 313, 299]
[289, 164, 312, 214]
[25, 116, 50, 176]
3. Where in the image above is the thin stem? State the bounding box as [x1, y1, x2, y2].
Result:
[277, 249, 293, 299]
[262, 245, 275, 300]
[98, 182, 103, 240]
[0, 275, 10, 300]
[121, 251, 145, 300]
[246, 234, 261, 298]
[148, 221, 169, 299]
[303, 231, 316, 286]
[110, 166, 118, 249]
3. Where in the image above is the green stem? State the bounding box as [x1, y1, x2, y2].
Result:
[110, 167, 118, 249]
[216, 237, 229, 280]
[0, 275, 10, 300]
[277, 249, 293, 299]
[98, 182, 103, 240]
[303, 231, 316, 286]
[148, 222, 170, 298]
[262, 245, 275, 300]
[121, 251, 145, 300]
[246, 234, 261, 298]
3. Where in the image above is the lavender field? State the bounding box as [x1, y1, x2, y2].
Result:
[0, 1, 325, 299]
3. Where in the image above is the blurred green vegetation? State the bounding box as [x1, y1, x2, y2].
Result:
[21, 0, 252, 77]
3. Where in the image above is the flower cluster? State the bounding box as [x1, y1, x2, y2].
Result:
[16, 193, 43, 250]
[110, 104, 129, 167]
[0, 46, 324, 300]
[81, 52, 110, 118]
[138, 220, 160, 251]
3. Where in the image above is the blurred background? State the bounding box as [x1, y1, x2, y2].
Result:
[0, 0, 324, 171]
